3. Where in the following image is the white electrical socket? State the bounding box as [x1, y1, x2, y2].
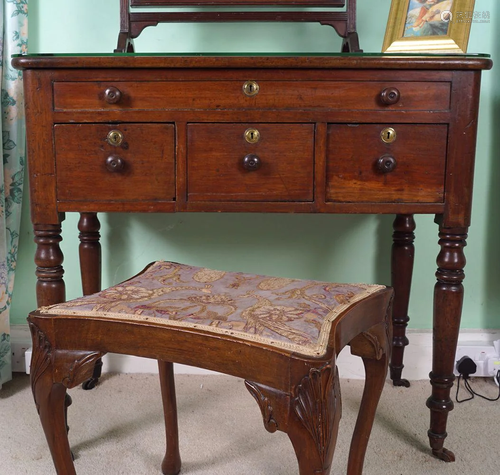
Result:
[455, 340, 500, 378]
[487, 357, 500, 378]
[11, 342, 30, 373]
[25, 347, 32, 374]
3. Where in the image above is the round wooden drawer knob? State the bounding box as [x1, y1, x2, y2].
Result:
[105, 155, 125, 172]
[242, 153, 262, 171]
[380, 87, 401, 105]
[377, 155, 397, 173]
[104, 86, 122, 104]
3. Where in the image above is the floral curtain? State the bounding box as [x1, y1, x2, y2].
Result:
[0, 0, 28, 388]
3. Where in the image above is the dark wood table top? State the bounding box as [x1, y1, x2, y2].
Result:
[12, 52, 492, 70]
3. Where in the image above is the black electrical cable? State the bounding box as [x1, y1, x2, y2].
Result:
[456, 373, 474, 403]
[456, 369, 500, 403]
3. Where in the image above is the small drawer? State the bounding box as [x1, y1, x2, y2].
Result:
[326, 124, 447, 203]
[53, 81, 451, 111]
[54, 123, 175, 202]
[187, 123, 314, 202]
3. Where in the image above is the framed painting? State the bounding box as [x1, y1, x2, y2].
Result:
[383, 0, 476, 53]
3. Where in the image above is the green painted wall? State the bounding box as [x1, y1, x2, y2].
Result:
[10, 0, 499, 329]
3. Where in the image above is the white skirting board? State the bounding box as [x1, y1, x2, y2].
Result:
[12, 325, 500, 380]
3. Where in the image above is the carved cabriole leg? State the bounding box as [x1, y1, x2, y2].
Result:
[390, 214, 415, 388]
[78, 213, 103, 390]
[246, 363, 341, 475]
[158, 361, 181, 475]
[34, 223, 65, 307]
[244, 381, 282, 434]
[291, 364, 341, 475]
[29, 319, 104, 474]
[426, 226, 467, 463]
[348, 317, 392, 475]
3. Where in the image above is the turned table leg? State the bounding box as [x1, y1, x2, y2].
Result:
[78, 213, 102, 295]
[390, 214, 415, 388]
[34, 223, 65, 307]
[159, 360, 181, 475]
[426, 225, 468, 462]
[78, 213, 103, 390]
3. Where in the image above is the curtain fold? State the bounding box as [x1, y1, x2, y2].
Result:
[0, 0, 28, 388]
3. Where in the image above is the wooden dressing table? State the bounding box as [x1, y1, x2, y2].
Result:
[13, 52, 491, 463]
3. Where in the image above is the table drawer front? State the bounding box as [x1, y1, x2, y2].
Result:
[187, 123, 314, 202]
[326, 124, 447, 203]
[53, 81, 451, 111]
[55, 123, 175, 202]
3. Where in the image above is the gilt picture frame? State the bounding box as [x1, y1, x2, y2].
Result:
[383, 0, 476, 53]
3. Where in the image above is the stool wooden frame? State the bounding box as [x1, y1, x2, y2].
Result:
[28, 265, 392, 475]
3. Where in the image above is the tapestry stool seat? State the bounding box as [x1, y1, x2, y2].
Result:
[28, 261, 393, 475]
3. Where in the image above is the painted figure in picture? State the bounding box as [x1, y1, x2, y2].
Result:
[404, 0, 453, 38]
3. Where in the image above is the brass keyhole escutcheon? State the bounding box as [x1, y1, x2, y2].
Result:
[244, 128, 260, 144]
[243, 80, 260, 97]
[107, 130, 124, 147]
[381, 127, 397, 144]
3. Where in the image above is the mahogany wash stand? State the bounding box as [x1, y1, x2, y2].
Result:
[13, 0, 492, 472]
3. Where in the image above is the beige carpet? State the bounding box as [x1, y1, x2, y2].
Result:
[1, 372, 498, 474]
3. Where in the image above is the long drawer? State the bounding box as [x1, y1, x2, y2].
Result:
[53, 80, 451, 111]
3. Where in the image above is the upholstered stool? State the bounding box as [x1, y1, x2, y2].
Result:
[28, 261, 393, 475]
